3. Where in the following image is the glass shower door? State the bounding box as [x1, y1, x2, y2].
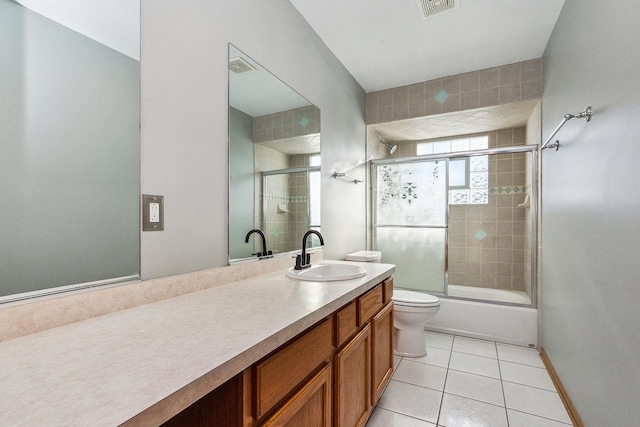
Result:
[373, 159, 448, 293]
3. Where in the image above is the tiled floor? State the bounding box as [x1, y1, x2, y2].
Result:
[366, 331, 573, 427]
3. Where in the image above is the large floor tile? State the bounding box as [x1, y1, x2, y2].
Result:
[392, 359, 448, 391]
[410, 345, 452, 368]
[439, 393, 508, 427]
[449, 351, 500, 379]
[507, 409, 573, 426]
[424, 331, 454, 350]
[496, 343, 544, 368]
[444, 369, 504, 406]
[452, 336, 497, 358]
[366, 407, 436, 427]
[393, 356, 402, 371]
[500, 360, 555, 391]
[377, 380, 443, 424]
[503, 381, 572, 424]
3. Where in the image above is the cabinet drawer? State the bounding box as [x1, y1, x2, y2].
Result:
[358, 284, 383, 325]
[335, 301, 358, 348]
[254, 317, 333, 420]
[382, 277, 393, 304]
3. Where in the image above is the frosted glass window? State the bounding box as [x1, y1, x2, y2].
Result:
[470, 155, 488, 171]
[470, 136, 489, 150]
[433, 140, 451, 154]
[449, 159, 468, 188]
[416, 143, 433, 155]
[450, 189, 470, 204]
[451, 138, 470, 152]
[470, 171, 488, 188]
[309, 155, 321, 166]
[470, 189, 489, 204]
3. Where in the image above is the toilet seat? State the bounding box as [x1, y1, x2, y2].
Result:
[392, 289, 440, 307]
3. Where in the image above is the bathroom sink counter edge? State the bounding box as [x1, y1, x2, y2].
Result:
[0, 260, 395, 426]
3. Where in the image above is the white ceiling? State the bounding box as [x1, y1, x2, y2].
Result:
[288, 0, 565, 93]
[15, 0, 140, 60]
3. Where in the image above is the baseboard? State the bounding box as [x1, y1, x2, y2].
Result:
[539, 347, 584, 427]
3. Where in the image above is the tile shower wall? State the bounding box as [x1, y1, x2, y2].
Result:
[366, 59, 542, 125]
[448, 129, 529, 292]
[254, 145, 289, 254]
[253, 105, 320, 143]
[254, 147, 314, 254]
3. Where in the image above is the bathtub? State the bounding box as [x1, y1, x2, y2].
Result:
[426, 285, 538, 347]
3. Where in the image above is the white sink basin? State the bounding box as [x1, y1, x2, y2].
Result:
[286, 263, 367, 282]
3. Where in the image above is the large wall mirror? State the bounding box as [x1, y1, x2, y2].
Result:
[0, 1, 140, 302]
[228, 44, 322, 262]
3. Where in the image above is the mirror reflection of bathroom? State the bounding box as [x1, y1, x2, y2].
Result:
[228, 44, 321, 261]
[368, 99, 540, 307]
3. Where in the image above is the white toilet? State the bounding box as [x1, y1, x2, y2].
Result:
[345, 251, 441, 358]
[392, 289, 440, 357]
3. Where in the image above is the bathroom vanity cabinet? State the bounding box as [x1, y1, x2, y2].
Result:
[162, 277, 394, 427]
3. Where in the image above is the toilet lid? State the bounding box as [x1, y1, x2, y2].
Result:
[392, 289, 440, 306]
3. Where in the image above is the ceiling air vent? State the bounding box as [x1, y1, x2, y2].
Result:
[229, 56, 256, 74]
[416, 0, 459, 20]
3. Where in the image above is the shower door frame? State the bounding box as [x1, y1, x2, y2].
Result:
[371, 144, 539, 308]
[261, 165, 321, 253]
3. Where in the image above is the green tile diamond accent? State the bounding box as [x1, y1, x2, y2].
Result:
[475, 229, 488, 241]
[299, 116, 309, 128]
[272, 228, 280, 237]
[434, 89, 449, 104]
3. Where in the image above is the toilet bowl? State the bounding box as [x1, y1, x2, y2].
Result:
[344, 251, 441, 357]
[392, 290, 440, 357]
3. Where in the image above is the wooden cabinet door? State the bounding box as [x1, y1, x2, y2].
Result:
[260, 364, 332, 427]
[371, 302, 394, 405]
[334, 324, 371, 427]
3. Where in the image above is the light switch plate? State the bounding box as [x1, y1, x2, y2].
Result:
[142, 194, 164, 231]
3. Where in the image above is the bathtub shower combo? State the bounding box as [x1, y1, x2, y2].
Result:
[371, 144, 538, 347]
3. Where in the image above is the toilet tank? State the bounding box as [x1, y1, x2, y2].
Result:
[345, 251, 382, 262]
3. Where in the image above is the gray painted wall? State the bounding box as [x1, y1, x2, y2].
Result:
[140, 0, 367, 279]
[0, 1, 140, 295]
[541, 1, 640, 424]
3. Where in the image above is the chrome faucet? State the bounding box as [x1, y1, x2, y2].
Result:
[244, 229, 273, 259]
[294, 230, 325, 270]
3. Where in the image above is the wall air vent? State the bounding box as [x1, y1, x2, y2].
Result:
[416, 0, 459, 20]
[229, 56, 256, 74]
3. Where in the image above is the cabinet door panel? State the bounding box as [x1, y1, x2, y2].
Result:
[334, 324, 371, 427]
[254, 317, 333, 419]
[372, 302, 394, 405]
[358, 285, 383, 325]
[260, 364, 331, 427]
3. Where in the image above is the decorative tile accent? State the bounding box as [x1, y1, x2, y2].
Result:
[366, 58, 542, 125]
[299, 116, 309, 128]
[435, 89, 449, 104]
[489, 186, 527, 194]
[475, 229, 488, 241]
[272, 228, 280, 237]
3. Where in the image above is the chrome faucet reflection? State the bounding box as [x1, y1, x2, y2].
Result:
[294, 230, 325, 270]
[244, 229, 273, 259]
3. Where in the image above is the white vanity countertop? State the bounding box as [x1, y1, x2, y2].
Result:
[0, 261, 394, 426]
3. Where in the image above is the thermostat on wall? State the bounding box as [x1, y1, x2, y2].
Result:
[142, 194, 164, 231]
